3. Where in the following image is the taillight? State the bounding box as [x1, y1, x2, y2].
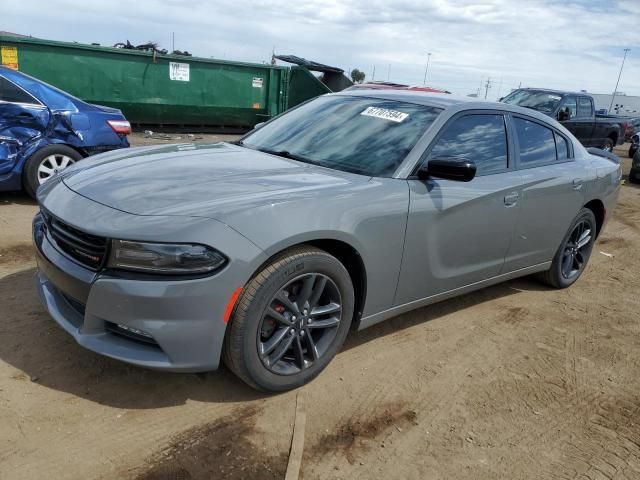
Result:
[107, 119, 131, 135]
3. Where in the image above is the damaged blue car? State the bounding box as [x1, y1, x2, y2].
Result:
[0, 66, 130, 198]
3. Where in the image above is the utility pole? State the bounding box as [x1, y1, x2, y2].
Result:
[609, 48, 630, 113]
[372, 65, 376, 81]
[496, 75, 503, 100]
[423, 52, 432, 85]
[484, 77, 492, 100]
[171, 32, 175, 52]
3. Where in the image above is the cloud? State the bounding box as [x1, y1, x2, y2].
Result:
[4, 0, 640, 97]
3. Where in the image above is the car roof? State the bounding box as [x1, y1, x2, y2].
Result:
[333, 88, 478, 108]
[0, 65, 86, 108]
[331, 88, 560, 123]
[514, 87, 592, 97]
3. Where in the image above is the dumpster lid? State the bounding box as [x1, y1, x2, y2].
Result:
[274, 55, 344, 74]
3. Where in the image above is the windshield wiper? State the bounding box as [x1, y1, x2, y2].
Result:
[255, 147, 323, 167]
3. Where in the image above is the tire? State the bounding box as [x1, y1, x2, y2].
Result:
[223, 245, 355, 391]
[538, 208, 597, 289]
[600, 137, 615, 152]
[629, 169, 640, 184]
[629, 145, 638, 158]
[23, 145, 83, 199]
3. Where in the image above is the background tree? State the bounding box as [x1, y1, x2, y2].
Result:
[350, 68, 366, 84]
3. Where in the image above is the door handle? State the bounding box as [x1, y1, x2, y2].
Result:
[572, 178, 583, 190]
[504, 192, 519, 206]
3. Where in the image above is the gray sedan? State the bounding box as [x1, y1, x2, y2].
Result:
[33, 91, 621, 391]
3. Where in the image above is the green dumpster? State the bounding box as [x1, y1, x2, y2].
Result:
[0, 35, 352, 129]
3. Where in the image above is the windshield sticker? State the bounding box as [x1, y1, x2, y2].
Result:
[360, 107, 409, 123]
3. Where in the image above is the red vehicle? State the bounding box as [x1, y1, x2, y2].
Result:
[346, 81, 450, 94]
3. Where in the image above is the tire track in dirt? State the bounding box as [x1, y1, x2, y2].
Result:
[301, 305, 485, 478]
[130, 405, 288, 480]
[308, 299, 517, 479]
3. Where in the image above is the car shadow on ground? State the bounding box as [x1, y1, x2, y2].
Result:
[0, 266, 550, 409]
[0, 191, 37, 206]
[343, 276, 546, 352]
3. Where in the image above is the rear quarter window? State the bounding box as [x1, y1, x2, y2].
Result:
[514, 117, 557, 166]
[555, 133, 571, 160]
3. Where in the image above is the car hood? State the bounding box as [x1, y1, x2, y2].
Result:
[62, 142, 367, 220]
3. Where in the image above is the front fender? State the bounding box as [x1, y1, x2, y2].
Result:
[222, 178, 410, 317]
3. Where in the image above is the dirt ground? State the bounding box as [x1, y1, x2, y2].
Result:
[1, 139, 639, 480]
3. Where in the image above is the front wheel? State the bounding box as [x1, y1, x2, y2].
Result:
[223, 246, 354, 391]
[23, 145, 83, 198]
[538, 208, 596, 289]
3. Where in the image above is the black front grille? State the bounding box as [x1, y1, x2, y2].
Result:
[42, 211, 108, 270]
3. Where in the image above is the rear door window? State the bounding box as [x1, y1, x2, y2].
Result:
[514, 117, 557, 166]
[559, 96, 577, 119]
[427, 114, 508, 175]
[0, 76, 39, 104]
[577, 97, 594, 118]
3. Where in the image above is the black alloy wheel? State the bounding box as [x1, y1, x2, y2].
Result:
[538, 208, 596, 289]
[560, 219, 593, 280]
[223, 245, 354, 392]
[258, 273, 342, 375]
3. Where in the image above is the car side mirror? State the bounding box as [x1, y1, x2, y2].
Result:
[418, 157, 477, 182]
[498, 97, 504, 102]
[253, 122, 265, 130]
[557, 109, 569, 121]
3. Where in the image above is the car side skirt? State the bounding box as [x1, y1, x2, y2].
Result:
[358, 262, 551, 330]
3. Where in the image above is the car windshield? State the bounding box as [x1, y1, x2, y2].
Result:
[502, 90, 562, 114]
[241, 95, 442, 177]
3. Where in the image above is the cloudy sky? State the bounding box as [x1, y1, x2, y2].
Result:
[4, 0, 640, 98]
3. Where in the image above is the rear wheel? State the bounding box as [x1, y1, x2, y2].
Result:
[223, 246, 354, 391]
[538, 208, 596, 289]
[23, 145, 83, 198]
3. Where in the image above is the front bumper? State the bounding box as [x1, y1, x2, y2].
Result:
[32, 188, 265, 372]
[34, 246, 225, 371]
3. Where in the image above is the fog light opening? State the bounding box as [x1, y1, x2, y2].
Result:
[105, 321, 159, 347]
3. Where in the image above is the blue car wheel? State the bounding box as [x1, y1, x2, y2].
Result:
[24, 145, 83, 198]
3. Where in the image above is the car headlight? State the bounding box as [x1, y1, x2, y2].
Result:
[108, 240, 226, 274]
